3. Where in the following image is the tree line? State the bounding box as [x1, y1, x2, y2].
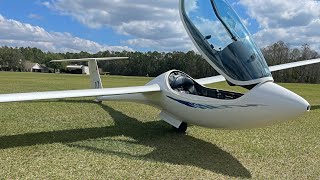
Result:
[262, 41, 320, 83]
[0, 41, 319, 83]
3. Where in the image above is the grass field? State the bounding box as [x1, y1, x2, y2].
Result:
[0, 72, 319, 179]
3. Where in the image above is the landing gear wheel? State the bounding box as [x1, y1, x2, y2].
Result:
[173, 122, 188, 133]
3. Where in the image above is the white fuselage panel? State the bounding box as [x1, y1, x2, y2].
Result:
[99, 70, 310, 129]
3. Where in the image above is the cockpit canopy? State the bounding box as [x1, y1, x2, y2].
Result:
[180, 0, 273, 86]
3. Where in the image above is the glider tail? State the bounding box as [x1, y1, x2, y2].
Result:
[50, 57, 129, 89]
[88, 59, 103, 89]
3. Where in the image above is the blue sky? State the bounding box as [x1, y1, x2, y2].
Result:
[0, 0, 319, 53]
[0, 0, 126, 45]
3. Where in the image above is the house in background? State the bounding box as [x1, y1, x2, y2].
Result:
[0, 62, 10, 71]
[24, 61, 52, 73]
[66, 65, 90, 75]
[24, 61, 44, 72]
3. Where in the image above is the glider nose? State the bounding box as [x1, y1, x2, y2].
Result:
[271, 83, 310, 116]
[249, 82, 310, 124]
[289, 92, 310, 113]
[284, 87, 310, 113]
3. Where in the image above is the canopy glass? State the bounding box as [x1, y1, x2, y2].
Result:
[180, 0, 273, 85]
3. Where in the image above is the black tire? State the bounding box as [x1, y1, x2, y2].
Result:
[173, 122, 188, 133]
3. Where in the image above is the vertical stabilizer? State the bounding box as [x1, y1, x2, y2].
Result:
[88, 59, 103, 89]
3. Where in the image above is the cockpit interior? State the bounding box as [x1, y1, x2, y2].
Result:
[169, 71, 243, 100]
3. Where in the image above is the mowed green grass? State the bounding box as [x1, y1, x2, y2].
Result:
[0, 72, 319, 179]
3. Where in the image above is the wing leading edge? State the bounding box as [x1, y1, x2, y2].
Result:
[0, 84, 160, 103]
[196, 58, 320, 85]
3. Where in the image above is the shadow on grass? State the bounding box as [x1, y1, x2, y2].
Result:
[311, 105, 320, 111]
[0, 101, 251, 178]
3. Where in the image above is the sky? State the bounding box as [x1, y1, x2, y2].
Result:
[0, 0, 319, 53]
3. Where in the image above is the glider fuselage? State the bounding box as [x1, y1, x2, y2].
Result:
[98, 70, 310, 129]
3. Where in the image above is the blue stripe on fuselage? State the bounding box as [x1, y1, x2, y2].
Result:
[167, 96, 265, 109]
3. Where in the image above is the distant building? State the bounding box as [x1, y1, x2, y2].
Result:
[0, 63, 9, 71]
[24, 61, 46, 72]
[66, 65, 90, 75]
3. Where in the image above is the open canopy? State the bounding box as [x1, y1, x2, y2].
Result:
[180, 0, 273, 86]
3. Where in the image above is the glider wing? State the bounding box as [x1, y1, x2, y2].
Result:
[0, 84, 160, 103]
[196, 58, 320, 85]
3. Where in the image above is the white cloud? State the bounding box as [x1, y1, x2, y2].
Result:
[28, 14, 43, 20]
[23, 0, 320, 53]
[239, 0, 320, 51]
[0, 14, 132, 53]
[185, 0, 198, 13]
[240, 0, 320, 29]
[43, 0, 179, 28]
[116, 20, 185, 40]
[43, 0, 194, 51]
[125, 37, 195, 52]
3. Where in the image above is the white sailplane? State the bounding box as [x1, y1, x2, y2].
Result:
[0, 0, 320, 132]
